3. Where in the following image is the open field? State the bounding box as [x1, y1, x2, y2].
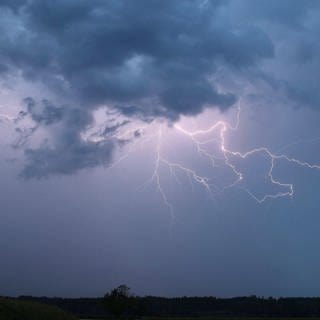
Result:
[0, 298, 77, 320]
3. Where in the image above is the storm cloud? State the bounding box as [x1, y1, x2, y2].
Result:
[0, 0, 319, 177]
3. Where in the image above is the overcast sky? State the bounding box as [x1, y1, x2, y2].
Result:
[1, 0, 320, 298]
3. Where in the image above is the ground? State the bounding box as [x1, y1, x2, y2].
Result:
[0, 297, 77, 320]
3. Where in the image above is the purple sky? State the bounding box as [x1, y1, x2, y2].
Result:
[1, 0, 320, 298]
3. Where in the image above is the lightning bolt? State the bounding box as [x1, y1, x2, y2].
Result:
[148, 126, 176, 223]
[143, 100, 320, 218]
[0, 113, 16, 122]
[3, 100, 320, 220]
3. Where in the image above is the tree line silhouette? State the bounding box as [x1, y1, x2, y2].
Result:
[15, 285, 320, 319]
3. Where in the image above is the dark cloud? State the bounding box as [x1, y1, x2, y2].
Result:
[24, 97, 65, 126]
[1, 0, 274, 116]
[15, 97, 124, 179]
[0, 0, 25, 11]
[19, 99, 118, 178]
[17, 98, 134, 178]
[3, 0, 306, 177]
[231, 0, 320, 110]
[239, 0, 320, 29]
[103, 120, 130, 136]
[21, 139, 115, 178]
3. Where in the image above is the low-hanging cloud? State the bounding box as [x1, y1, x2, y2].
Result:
[1, 0, 318, 177]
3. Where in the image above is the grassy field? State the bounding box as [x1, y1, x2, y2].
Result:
[0, 297, 77, 320]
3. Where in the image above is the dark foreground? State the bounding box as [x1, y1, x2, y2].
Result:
[0, 297, 77, 320]
[2, 297, 320, 320]
[15, 296, 320, 319]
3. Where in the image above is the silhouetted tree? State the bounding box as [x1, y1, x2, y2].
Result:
[103, 285, 133, 318]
